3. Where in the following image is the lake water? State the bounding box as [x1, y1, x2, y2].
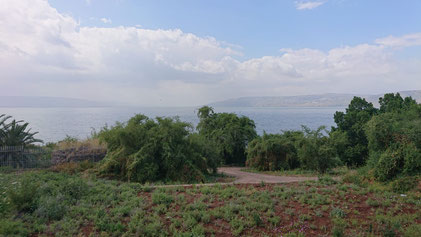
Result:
[0, 107, 345, 143]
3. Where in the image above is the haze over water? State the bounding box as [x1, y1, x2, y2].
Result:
[1, 107, 344, 143]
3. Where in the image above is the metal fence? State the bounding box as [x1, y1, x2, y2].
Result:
[0, 146, 51, 169]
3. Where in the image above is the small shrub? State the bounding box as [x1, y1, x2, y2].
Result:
[35, 195, 67, 221]
[390, 176, 418, 193]
[404, 224, 421, 237]
[60, 177, 89, 202]
[342, 171, 363, 185]
[252, 213, 263, 227]
[151, 191, 174, 207]
[330, 207, 346, 218]
[0, 219, 28, 236]
[366, 198, 381, 207]
[7, 177, 39, 212]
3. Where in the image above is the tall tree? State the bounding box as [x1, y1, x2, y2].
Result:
[332, 97, 378, 166]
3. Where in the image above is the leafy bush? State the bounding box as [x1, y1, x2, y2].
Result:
[296, 126, 341, 173]
[98, 114, 215, 183]
[35, 195, 67, 221]
[389, 176, 418, 193]
[0, 219, 28, 236]
[374, 147, 404, 182]
[7, 176, 39, 212]
[374, 143, 421, 182]
[59, 177, 89, 202]
[196, 106, 257, 165]
[246, 132, 300, 171]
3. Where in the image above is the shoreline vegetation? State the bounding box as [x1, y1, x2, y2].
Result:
[1, 92, 421, 236]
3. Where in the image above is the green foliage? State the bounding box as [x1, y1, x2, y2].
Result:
[366, 107, 421, 181]
[332, 97, 378, 166]
[7, 176, 39, 212]
[98, 114, 217, 183]
[197, 106, 257, 165]
[151, 191, 174, 207]
[389, 176, 418, 193]
[296, 126, 341, 173]
[379, 93, 417, 113]
[246, 131, 300, 171]
[334, 93, 421, 181]
[0, 219, 28, 236]
[35, 195, 67, 221]
[0, 114, 43, 146]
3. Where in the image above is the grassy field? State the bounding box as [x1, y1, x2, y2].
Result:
[1, 168, 420, 236]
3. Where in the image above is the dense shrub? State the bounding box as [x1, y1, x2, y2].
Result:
[197, 106, 257, 165]
[246, 132, 300, 171]
[7, 176, 39, 212]
[296, 126, 341, 173]
[35, 195, 67, 221]
[389, 176, 419, 193]
[365, 100, 421, 181]
[98, 114, 217, 183]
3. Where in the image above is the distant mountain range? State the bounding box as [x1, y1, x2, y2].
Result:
[0, 96, 111, 108]
[210, 90, 421, 107]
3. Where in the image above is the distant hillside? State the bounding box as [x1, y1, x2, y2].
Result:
[210, 90, 421, 107]
[0, 96, 111, 108]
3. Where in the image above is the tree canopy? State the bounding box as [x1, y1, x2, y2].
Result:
[196, 106, 257, 165]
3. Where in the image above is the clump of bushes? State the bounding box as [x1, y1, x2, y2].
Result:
[197, 106, 257, 165]
[246, 132, 299, 171]
[246, 126, 340, 173]
[97, 114, 219, 183]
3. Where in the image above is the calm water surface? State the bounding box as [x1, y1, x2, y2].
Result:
[0, 107, 345, 143]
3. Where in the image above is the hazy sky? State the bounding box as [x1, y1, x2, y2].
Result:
[1, 0, 421, 106]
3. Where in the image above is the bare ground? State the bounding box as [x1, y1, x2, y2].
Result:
[218, 167, 317, 184]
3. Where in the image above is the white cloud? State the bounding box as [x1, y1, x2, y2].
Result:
[295, 1, 326, 10]
[375, 33, 421, 48]
[0, 0, 420, 106]
[100, 18, 112, 24]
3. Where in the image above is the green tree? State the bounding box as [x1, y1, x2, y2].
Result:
[0, 115, 42, 146]
[332, 97, 378, 166]
[379, 93, 417, 113]
[196, 106, 257, 165]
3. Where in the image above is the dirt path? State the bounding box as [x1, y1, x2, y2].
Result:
[218, 167, 317, 184]
[153, 167, 317, 188]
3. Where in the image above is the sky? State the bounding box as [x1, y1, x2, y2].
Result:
[1, 0, 421, 106]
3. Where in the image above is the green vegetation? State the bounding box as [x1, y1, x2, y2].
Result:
[1, 96, 421, 236]
[0, 169, 419, 236]
[97, 114, 218, 183]
[247, 126, 340, 173]
[246, 131, 300, 171]
[197, 106, 257, 165]
[247, 92, 421, 184]
[0, 114, 42, 146]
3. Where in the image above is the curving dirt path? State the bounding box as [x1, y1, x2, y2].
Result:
[218, 167, 317, 184]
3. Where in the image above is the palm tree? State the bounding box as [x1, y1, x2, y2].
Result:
[0, 114, 43, 146]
